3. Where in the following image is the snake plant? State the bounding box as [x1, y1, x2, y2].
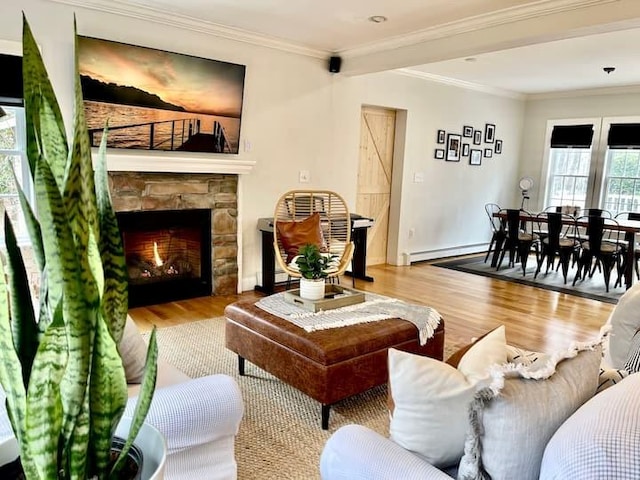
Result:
[0, 15, 158, 479]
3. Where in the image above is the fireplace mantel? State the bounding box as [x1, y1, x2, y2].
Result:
[101, 151, 256, 174]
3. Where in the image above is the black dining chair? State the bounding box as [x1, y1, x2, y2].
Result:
[534, 212, 580, 284]
[572, 215, 624, 292]
[484, 203, 505, 263]
[497, 209, 538, 275]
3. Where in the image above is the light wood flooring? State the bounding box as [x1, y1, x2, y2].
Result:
[127, 260, 615, 353]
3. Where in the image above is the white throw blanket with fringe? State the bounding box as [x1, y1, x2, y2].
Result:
[256, 291, 442, 345]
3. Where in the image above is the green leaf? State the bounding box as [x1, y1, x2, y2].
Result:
[13, 168, 44, 273]
[22, 14, 68, 186]
[3, 213, 39, 387]
[89, 311, 128, 477]
[95, 126, 128, 344]
[111, 328, 158, 478]
[25, 303, 67, 480]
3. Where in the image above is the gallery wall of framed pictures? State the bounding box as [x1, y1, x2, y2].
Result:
[435, 122, 503, 166]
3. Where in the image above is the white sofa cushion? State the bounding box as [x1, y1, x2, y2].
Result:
[388, 326, 506, 468]
[119, 315, 150, 384]
[603, 281, 640, 368]
[539, 372, 640, 479]
[458, 340, 603, 480]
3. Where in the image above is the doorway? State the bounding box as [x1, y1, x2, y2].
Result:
[356, 106, 396, 266]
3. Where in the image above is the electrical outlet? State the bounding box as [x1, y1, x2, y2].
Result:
[299, 170, 311, 183]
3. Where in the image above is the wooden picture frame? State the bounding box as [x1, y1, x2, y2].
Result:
[435, 148, 445, 159]
[437, 129, 446, 144]
[473, 129, 482, 145]
[462, 143, 470, 156]
[495, 139, 503, 154]
[463, 125, 473, 138]
[484, 148, 493, 158]
[470, 149, 482, 165]
[446, 133, 462, 162]
[484, 123, 496, 143]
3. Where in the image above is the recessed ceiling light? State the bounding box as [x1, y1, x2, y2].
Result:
[368, 15, 388, 23]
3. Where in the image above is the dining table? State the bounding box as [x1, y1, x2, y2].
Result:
[492, 210, 640, 290]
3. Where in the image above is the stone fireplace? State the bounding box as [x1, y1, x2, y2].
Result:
[109, 172, 238, 306]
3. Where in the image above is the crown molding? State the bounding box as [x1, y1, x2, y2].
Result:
[46, 0, 328, 59]
[394, 68, 526, 100]
[527, 83, 640, 100]
[339, 0, 617, 58]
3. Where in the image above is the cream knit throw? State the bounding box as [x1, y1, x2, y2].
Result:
[256, 291, 442, 345]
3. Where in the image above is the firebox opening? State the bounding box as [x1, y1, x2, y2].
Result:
[117, 209, 212, 307]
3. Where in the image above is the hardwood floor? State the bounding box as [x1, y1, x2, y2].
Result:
[127, 261, 615, 353]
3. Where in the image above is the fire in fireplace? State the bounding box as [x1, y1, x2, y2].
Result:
[116, 209, 212, 307]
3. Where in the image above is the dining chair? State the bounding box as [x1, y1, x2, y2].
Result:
[483, 203, 505, 263]
[614, 212, 640, 284]
[496, 208, 539, 275]
[534, 212, 580, 284]
[572, 215, 624, 292]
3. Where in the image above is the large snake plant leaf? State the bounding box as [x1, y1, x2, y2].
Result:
[3, 214, 39, 387]
[89, 312, 128, 477]
[22, 15, 68, 187]
[111, 328, 158, 478]
[13, 169, 44, 273]
[34, 158, 94, 475]
[95, 128, 128, 344]
[0, 257, 37, 478]
[24, 301, 67, 480]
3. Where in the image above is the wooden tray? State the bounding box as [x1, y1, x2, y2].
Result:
[284, 285, 365, 312]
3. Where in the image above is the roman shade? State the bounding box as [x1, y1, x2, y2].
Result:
[550, 125, 594, 148]
[607, 123, 640, 149]
[0, 53, 23, 106]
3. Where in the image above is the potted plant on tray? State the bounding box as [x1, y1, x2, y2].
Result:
[295, 244, 336, 300]
[0, 16, 160, 479]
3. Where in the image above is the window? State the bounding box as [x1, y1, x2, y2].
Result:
[0, 105, 31, 241]
[542, 117, 640, 217]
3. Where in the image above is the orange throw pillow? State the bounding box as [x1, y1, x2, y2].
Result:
[276, 212, 326, 263]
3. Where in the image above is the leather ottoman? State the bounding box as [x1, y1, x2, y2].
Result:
[224, 299, 444, 429]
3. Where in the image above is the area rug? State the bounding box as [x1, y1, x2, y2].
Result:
[433, 255, 625, 304]
[144, 318, 462, 480]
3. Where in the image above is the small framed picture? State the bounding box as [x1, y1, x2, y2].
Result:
[495, 139, 503, 154]
[484, 123, 496, 143]
[434, 148, 445, 159]
[484, 148, 493, 158]
[463, 125, 473, 138]
[462, 143, 470, 156]
[446, 133, 462, 162]
[437, 130, 446, 144]
[470, 149, 482, 166]
[473, 130, 482, 145]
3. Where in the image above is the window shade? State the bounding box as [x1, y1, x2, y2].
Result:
[0, 53, 23, 106]
[550, 124, 594, 148]
[607, 123, 640, 149]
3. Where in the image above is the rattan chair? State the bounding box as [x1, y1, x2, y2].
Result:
[273, 190, 354, 286]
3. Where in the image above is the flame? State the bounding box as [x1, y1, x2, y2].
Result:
[153, 242, 164, 266]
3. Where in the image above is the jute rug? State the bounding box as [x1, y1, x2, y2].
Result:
[433, 254, 625, 304]
[146, 317, 461, 480]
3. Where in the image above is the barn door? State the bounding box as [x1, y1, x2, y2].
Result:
[356, 106, 396, 266]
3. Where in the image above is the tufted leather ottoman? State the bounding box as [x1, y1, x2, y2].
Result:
[224, 299, 444, 429]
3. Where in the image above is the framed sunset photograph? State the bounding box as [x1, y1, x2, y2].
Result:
[77, 36, 246, 154]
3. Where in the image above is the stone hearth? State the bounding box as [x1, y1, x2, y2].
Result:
[109, 172, 238, 296]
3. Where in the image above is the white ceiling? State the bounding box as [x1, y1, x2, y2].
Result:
[52, 0, 640, 95]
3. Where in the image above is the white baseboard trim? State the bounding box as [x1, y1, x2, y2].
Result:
[409, 243, 488, 263]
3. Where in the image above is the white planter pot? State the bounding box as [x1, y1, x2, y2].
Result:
[116, 417, 167, 480]
[299, 278, 326, 300]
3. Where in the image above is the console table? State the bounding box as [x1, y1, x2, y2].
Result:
[255, 214, 374, 294]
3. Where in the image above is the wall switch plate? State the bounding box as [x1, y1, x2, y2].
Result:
[413, 172, 424, 183]
[299, 170, 311, 183]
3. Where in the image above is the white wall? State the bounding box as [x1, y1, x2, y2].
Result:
[2, 0, 526, 292]
[520, 91, 640, 209]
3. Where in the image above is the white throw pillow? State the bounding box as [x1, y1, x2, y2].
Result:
[388, 325, 506, 468]
[603, 281, 640, 368]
